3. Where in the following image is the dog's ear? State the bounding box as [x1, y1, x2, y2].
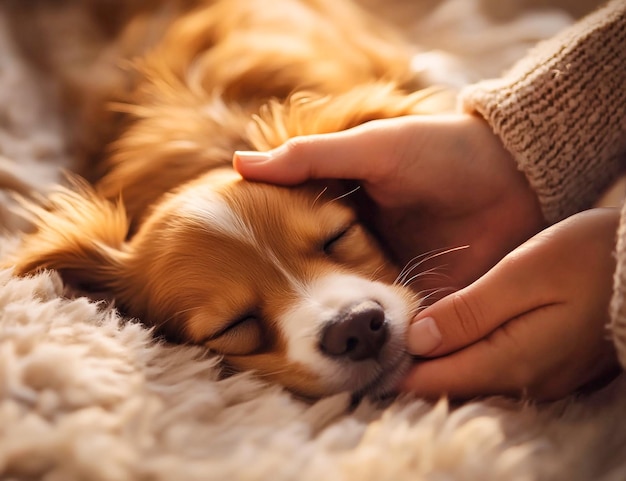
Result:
[247, 82, 449, 150]
[8, 181, 132, 295]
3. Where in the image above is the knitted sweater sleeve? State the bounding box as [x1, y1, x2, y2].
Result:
[460, 0, 626, 368]
[459, 0, 626, 225]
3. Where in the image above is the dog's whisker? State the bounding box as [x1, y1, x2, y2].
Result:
[369, 264, 388, 282]
[401, 268, 452, 289]
[417, 244, 470, 266]
[311, 187, 328, 208]
[324, 185, 361, 205]
[395, 245, 469, 285]
[415, 287, 442, 296]
[415, 287, 457, 309]
[396, 264, 445, 287]
[408, 290, 422, 302]
[413, 287, 443, 307]
[395, 248, 453, 281]
[396, 253, 439, 285]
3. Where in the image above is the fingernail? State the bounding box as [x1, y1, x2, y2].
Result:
[233, 151, 272, 163]
[407, 317, 442, 355]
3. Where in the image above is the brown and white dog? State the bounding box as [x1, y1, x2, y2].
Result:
[7, 0, 438, 399]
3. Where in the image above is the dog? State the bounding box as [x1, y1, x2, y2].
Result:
[7, 0, 437, 399]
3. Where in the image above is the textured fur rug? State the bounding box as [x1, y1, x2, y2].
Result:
[1, 1, 625, 480]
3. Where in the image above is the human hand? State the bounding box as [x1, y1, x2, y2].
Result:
[234, 114, 546, 294]
[400, 208, 620, 401]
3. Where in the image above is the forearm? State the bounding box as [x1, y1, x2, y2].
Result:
[460, 0, 626, 224]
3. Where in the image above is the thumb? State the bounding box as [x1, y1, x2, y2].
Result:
[406, 248, 550, 357]
[233, 122, 396, 185]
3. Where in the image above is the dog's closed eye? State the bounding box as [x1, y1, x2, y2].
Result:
[322, 222, 357, 256]
[202, 313, 263, 354]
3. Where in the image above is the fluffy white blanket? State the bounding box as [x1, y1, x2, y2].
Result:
[1, 2, 625, 480]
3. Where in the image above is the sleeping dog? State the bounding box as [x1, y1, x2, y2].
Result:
[8, 0, 437, 398]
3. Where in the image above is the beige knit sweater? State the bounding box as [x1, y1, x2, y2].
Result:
[460, 0, 626, 367]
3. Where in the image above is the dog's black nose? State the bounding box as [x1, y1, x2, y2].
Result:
[320, 301, 388, 361]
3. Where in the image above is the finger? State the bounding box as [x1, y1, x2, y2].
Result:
[407, 243, 556, 357]
[400, 304, 562, 400]
[232, 121, 397, 184]
[399, 342, 511, 400]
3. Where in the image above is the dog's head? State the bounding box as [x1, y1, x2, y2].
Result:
[11, 170, 417, 399]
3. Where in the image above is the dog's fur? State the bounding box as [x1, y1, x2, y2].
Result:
[7, 0, 437, 398]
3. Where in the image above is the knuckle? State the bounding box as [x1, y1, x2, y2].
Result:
[282, 135, 313, 156]
[450, 292, 485, 342]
